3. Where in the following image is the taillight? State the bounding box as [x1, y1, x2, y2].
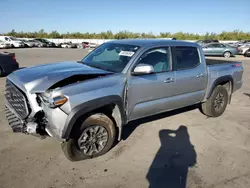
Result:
[12, 55, 16, 61]
[232, 63, 242, 67]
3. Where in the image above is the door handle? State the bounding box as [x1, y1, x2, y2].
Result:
[164, 77, 174, 83]
[196, 73, 204, 78]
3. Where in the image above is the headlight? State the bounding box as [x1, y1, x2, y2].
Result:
[39, 94, 68, 108]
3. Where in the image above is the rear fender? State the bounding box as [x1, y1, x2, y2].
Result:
[207, 75, 233, 102]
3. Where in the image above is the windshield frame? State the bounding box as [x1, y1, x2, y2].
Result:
[81, 42, 141, 73]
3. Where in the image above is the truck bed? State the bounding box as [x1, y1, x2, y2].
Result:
[206, 58, 239, 66]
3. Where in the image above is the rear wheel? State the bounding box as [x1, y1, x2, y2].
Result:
[61, 113, 116, 161]
[200, 85, 229, 117]
[223, 51, 231, 58]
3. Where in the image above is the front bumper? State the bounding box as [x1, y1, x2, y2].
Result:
[5, 99, 68, 142]
[4, 79, 68, 142]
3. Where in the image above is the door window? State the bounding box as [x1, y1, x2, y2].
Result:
[212, 44, 225, 48]
[136, 47, 170, 73]
[172, 46, 200, 70]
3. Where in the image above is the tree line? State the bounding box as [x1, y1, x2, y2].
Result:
[2, 29, 250, 40]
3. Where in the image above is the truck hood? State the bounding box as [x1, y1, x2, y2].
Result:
[8, 61, 113, 93]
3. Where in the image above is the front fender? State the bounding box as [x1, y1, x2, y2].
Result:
[62, 95, 125, 139]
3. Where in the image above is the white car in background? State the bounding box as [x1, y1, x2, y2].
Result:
[0, 36, 24, 48]
[238, 43, 250, 55]
[0, 40, 11, 49]
[89, 43, 97, 48]
[61, 42, 77, 48]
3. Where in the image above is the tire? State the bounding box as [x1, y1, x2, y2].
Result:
[201, 85, 229, 117]
[11, 44, 14, 48]
[0, 67, 3, 77]
[61, 113, 116, 161]
[223, 51, 231, 58]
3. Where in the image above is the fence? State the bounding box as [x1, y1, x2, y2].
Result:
[18, 38, 238, 44]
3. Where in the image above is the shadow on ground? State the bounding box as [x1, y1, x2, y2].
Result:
[122, 105, 198, 140]
[244, 93, 250, 98]
[146, 126, 197, 188]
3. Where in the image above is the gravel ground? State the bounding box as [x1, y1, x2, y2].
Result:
[0, 48, 250, 188]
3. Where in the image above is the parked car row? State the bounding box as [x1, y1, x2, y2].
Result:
[0, 36, 58, 48]
[60, 41, 98, 49]
[195, 39, 250, 58]
[0, 36, 98, 49]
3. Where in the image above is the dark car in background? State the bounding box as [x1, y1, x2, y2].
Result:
[34, 38, 56, 47]
[0, 52, 19, 77]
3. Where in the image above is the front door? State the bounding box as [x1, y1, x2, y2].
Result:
[212, 43, 226, 55]
[127, 47, 177, 121]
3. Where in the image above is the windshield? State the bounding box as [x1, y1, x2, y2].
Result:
[9, 37, 20, 41]
[42, 39, 50, 43]
[81, 43, 140, 73]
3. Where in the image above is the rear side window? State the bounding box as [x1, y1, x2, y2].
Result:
[172, 46, 200, 70]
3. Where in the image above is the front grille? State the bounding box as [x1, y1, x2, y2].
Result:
[5, 106, 24, 132]
[5, 79, 30, 119]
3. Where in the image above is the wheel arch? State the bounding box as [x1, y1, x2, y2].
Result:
[62, 95, 126, 141]
[207, 75, 234, 100]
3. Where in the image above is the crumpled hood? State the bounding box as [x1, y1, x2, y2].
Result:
[8, 61, 112, 93]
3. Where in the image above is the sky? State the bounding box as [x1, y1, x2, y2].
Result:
[0, 0, 249, 34]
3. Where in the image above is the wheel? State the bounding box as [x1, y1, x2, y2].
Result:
[61, 113, 116, 161]
[200, 85, 229, 117]
[0, 67, 4, 77]
[11, 44, 14, 48]
[223, 51, 231, 58]
[244, 50, 250, 57]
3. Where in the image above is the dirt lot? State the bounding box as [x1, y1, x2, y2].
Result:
[0, 48, 250, 188]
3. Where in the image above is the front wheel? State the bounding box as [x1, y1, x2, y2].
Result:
[61, 113, 116, 161]
[200, 85, 229, 117]
[223, 51, 231, 58]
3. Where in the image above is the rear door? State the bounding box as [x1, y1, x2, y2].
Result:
[171, 46, 207, 109]
[202, 44, 215, 55]
[212, 43, 226, 55]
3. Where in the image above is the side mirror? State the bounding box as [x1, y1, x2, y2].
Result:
[132, 64, 154, 75]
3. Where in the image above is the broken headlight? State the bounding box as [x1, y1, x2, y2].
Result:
[38, 93, 68, 108]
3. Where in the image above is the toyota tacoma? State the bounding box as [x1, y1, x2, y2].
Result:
[4, 39, 243, 161]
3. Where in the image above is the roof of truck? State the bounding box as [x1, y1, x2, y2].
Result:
[108, 38, 200, 47]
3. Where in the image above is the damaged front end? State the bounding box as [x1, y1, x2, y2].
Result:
[4, 78, 48, 139]
[4, 71, 112, 141]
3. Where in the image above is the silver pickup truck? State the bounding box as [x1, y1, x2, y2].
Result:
[4, 39, 243, 161]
